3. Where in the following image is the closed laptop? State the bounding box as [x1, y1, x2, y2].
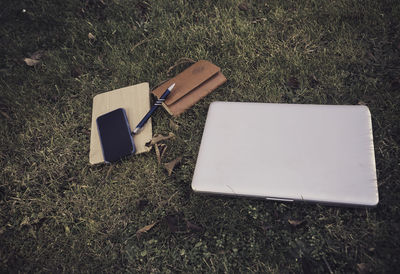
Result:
[192, 102, 378, 207]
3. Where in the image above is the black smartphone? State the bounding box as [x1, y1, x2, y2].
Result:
[96, 108, 136, 163]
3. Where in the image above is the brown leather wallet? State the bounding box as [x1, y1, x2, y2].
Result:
[152, 60, 227, 116]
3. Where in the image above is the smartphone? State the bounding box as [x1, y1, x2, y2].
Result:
[96, 108, 136, 163]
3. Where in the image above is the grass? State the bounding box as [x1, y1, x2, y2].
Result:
[1, 0, 400, 272]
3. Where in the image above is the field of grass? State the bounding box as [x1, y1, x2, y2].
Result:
[1, 0, 400, 272]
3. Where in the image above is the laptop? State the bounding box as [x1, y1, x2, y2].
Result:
[191, 102, 379, 207]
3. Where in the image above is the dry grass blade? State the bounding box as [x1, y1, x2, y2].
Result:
[164, 156, 183, 176]
[169, 119, 179, 131]
[154, 144, 161, 164]
[159, 144, 167, 159]
[155, 143, 167, 164]
[88, 32, 96, 40]
[323, 255, 333, 274]
[20, 216, 30, 227]
[252, 18, 267, 23]
[106, 165, 113, 179]
[65, 225, 70, 235]
[130, 38, 150, 53]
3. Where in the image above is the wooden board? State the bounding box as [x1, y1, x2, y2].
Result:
[89, 83, 152, 165]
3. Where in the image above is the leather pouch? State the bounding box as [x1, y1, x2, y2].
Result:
[152, 60, 227, 116]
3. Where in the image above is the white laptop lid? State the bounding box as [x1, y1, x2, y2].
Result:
[191, 102, 378, 207]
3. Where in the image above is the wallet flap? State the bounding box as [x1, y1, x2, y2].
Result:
[166, 71, 227, 116]
[152, 60, 220, 106]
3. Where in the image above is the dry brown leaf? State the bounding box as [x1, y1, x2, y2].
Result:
[288, 219, 304, 227]
[88, 32, 96, 40]
[186, 220, 203, 232]
[23, 58, 40, 66]
[0, 110, 10, 119]
[164, 156, 183, 176]
[23, 50, 44, 66]
[146, 132, 175, 146]
[238, 2, 249, 11]
[136, 222, 158, 238]
[357, 263, 372, 274]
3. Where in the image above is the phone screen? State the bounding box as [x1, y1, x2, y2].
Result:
[96, 108, 135, 163]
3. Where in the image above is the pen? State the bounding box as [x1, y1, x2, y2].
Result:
[132, 83, 175, 135]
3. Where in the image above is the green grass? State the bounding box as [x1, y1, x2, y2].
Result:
[1, 0, 400, 272]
